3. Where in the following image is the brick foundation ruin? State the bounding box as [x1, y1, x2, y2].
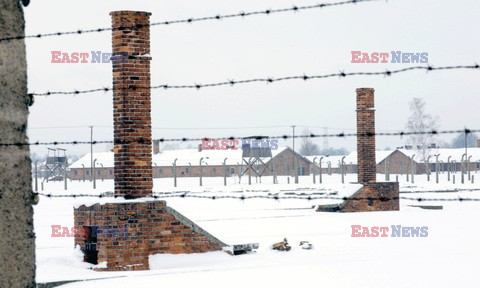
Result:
[74, 201, 224, 271]
[73, 11, 223, 271]
[318, 88, 399, 212]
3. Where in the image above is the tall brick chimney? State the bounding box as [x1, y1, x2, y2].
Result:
[73, 11, 225, 271]
[111, 11, 153, 198]
[477, 138, 480, 148]
[317, 88, 399, 212]
[356, 88, 376, 184]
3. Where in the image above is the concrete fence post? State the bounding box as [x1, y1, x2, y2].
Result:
[99, 163, 104, 181]
[435, 154, 440, 184]
[312, 157, 317, 184]
[426, 155, 432, 182]
[223, 158, 227, 186]
[82, 164, 86, 182]
[64, 161, 68, 190]
[319, 157, 323, 184]
[173, 159, 178, 188]
[411, 154, 416, 184]
[447, 156, 451, 181]
[468, 156, 472, 181]
[0, 1, 36, 285]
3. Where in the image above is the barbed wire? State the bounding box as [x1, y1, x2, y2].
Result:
[34, 192, 480, 202]
[1, 0, 383, 43]
[1, 128, 478, 147]
[28, 64, 480, 97]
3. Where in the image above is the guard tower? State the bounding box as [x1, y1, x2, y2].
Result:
[44, 148, 68, 181]
[240, 138, 274, 182]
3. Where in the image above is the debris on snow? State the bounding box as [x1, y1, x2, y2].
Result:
[272, 238, 291, 252]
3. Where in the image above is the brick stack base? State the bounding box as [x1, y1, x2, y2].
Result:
[74, 201, 223, 271]
[317, 182, 399, 212]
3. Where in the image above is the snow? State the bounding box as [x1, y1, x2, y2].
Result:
[34, 173, 480, 287]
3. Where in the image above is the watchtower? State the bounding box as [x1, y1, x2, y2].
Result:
[44, 148, 68, 181]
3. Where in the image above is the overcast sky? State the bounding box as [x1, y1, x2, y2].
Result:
[24, 0, 480, 157]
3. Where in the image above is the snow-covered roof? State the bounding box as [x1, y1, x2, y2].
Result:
[70, 147, 292, 168]
[69, 152, 114, 168]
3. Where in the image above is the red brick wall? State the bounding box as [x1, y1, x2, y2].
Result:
[74, 201, 222, 271]
[111, 11, 153, 198]
[340, 182, 399, 212]
[317, 182, 399, 212]
[356, 88, 376, 184]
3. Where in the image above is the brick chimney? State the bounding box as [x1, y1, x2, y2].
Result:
[111, 11, 153, 198]
[317, 88, 399, 212]
[356, 88, 376, 184]
[477, 138, 480, 148]
[73, 11, 225, 272]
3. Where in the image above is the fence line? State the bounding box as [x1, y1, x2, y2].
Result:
[34, 192, 480, 202]
[2, 128, 479, 147]
[29, 64, 479, 97]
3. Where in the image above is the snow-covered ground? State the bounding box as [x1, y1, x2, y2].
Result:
[35, 173, 480, 287]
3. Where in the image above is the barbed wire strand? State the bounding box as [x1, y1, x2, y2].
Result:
[0, 0, 383, 43]
[1, 128, 478, 147]
[28, 64, 480, 97]
[34, 192, 480, 202]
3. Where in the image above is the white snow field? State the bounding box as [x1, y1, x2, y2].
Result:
[35, 173, 480, 287]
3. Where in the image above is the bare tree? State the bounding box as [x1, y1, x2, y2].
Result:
[450, 132, 478, 148]
[319, 147, 349, 156]
[405, 98, 440, 160]
[299, 128, 321, 156]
